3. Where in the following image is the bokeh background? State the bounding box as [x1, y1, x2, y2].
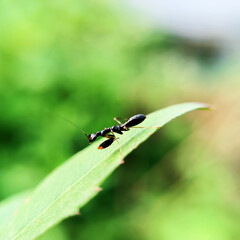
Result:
[1, 0, 240, 239]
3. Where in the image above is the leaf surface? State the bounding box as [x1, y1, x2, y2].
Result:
[0, 102, 209, 240]
[0, 191, 30, 229]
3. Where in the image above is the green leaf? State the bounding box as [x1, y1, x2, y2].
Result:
[0, 191, 30, 230]
[0, 102, 209, 240]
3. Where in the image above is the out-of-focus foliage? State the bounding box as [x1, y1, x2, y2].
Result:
[0, 0, 240, 240]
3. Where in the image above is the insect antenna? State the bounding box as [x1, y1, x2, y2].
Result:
[51, 111, 89, 139]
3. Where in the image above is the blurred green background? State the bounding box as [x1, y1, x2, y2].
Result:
[1, 0, 240, 239]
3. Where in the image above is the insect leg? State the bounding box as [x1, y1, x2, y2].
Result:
[110, 130, 124, 164]
[113, 117, 124, 125]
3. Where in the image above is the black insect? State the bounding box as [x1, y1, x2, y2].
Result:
[85, 114, 146, 149]
[57, 113, 151, 160]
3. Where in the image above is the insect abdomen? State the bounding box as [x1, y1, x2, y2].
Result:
[123, 114, 146, 128]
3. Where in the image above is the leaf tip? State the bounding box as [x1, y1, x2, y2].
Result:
[195, 102, 212, 110]
[206, 104, 215, 111]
